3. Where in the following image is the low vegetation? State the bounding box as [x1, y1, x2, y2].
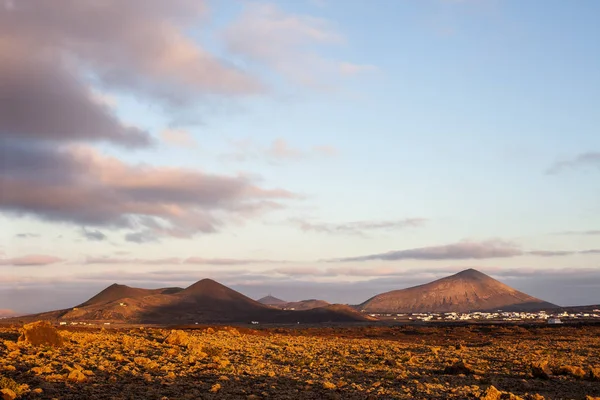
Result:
[0, 323, 599, 399]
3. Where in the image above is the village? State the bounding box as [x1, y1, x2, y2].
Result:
[366, 309, 600, 323]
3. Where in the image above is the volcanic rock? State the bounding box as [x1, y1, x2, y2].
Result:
[18, 321, 63, 347]
[531, 361, 552, 379]
[1, 389, 16, 400]
[480, 385, 502, 400]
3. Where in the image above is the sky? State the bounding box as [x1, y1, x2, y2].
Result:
[1, 0, 600, 315]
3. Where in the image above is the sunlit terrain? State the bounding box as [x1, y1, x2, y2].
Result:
[1, 322, 599, 399]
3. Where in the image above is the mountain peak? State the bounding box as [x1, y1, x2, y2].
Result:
[258, 295, 287, 305]
[453, 268, 488, 280]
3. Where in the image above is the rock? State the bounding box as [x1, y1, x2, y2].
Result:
[479, 385, 502, 400]
[531, 361, 552, 379]
[323, 381, 337, 390]
[588, 367, 600, 381]
[527, 395, 545, 400]
[555, 365, 586, 379]
[67, 369, 86, 383]
[444, 359, 475, 375]
[164, 330, 190, 346]
[0, 389, 16, 400]
[18, 321, 64, 347]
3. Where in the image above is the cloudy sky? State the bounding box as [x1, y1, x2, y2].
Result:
[1, 0, 600, 315]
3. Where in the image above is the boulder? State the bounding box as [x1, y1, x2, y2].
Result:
[67, 369, 86, 383]
[531, 361, 552, 379]
[18, 321, 63, 347]
[1, 388, 16, 400]
[480, 385, 502, 400]
[588, 367, 600, 381]
[444, 359, 475, 375]
[164, 330, 190, 346]
[555, 365, 586, 379]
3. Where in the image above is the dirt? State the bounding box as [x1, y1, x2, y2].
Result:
[0, 323, 598, 399]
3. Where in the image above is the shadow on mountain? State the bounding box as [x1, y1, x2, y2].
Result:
[136, 279, 368, 324]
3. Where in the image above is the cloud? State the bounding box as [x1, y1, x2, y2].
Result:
[334, 240, 524, 262]
[222, 138, 337, 163]
[160, 129, 198, 148]
[339, 62, 379, 76]
[266, 139, 305, 160]
[295, 218, 427, 236]
[183, 257, 280, 266]
[83, 256, 281, 265]
[555, 230, 600, 236]
[527, 250, 575, 257]
[334, 240, 600, 262]
[125, 230, 161, 244]
[579, 249, 600, 255]
[2, 0, 262, 102]
[81, 228, 107, 242]
[85, 257, 181, 265]
[1, 145, 295, 240]
[222, 3, 373, 87]
[0, 255, 63, 266]
[546, 152, 600, 174]
[312, 145, 338, 157]
[1, 1, 299, 240]
[15, 233, 40, 239]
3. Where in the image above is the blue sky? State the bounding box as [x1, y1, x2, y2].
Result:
[1, 0, 599, 314]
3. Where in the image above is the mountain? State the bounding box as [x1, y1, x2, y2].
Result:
[282, 299, 330, 310]
[359, 268, 557, 313]
[257, 295, 287, 306]
[15, 279, 369, 324]
[258, 296, 331, 310]
[78, 283, 183, 307]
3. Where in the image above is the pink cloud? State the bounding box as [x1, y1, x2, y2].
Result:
[184, 257, 280, 266]
[1, 146, 296, 240]
[222, 3, 374, 87]
[160, 129, 198, 148]
[0, 255, 63, 266]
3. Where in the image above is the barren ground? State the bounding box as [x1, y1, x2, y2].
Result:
[1, 323, 599, 399]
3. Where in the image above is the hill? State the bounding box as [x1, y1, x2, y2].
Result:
[257, 295, 287, 306]
[78, 283, 183, 307]
[14, 279, 369, 324]
[359, 268, 557, 313]
[282, 299, 330, 310]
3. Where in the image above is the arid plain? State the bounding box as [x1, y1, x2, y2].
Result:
[1, 322, 599, 400]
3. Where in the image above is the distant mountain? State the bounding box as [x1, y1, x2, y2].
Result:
[16, 279, 369, 324]
[282, 299, 330, 310]
[257, 295, 287, 306]
[257, 296, 330, 310]
[359, 268, 557, 313]
[0, 309, 17, 318]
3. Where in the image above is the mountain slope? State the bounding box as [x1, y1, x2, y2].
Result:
[359, 269, 557, 313]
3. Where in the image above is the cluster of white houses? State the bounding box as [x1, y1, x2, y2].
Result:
[367, 309, 600, 323]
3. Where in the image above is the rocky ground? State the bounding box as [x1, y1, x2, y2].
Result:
[0, 322, 599, 399]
